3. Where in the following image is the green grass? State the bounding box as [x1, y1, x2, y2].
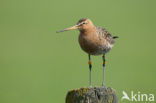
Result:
[0, 0, 156, 103]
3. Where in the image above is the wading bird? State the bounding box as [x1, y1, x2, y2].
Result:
[57, 18, 118, 87]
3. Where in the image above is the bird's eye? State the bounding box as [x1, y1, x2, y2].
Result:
[82, 22, 86, 24]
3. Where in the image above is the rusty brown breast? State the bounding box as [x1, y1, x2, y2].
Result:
[78, 26, 115, 55]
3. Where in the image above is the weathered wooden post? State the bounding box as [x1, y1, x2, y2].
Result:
[66, 87, 118, 103]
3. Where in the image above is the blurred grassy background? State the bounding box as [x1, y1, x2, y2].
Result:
[0, 0, 156, 103]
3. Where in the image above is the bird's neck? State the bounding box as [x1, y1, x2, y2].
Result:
[79, 27, 96, 35]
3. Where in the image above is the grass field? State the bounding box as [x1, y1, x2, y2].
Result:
[0, 0, 156, 103]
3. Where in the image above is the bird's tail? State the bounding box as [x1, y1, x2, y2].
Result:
[113, 36, 119, 39]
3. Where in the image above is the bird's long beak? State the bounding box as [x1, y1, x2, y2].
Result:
[56, 25, 78, 33]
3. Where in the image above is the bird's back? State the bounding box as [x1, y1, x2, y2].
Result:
[95, 26, 115, 45]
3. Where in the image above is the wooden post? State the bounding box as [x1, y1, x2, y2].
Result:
[66, 87, 118, 103]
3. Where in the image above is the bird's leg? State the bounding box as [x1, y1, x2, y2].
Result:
[102, 55, 106, 87]
[88, 54, 92, 88]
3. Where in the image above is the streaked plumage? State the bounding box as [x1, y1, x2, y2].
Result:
[57, 18, 118, 87]
[78, 19, 118, 55]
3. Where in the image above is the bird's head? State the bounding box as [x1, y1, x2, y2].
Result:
[57, 18, 94, 33]
[76, 18, 94, 31]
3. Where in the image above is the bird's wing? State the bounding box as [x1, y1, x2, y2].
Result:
[96, 26, 115, 44]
